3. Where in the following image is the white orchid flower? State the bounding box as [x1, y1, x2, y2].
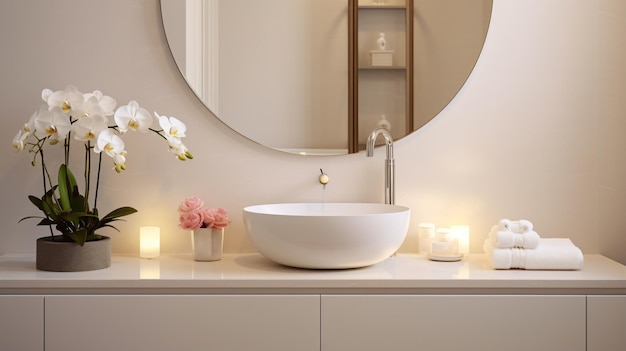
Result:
[94, 129, 128, 172]
[112, 152, 127, 173]
[42, 85, 84, 116]
[22, 108, 39, 136]
[165, 136, 193, 160]
[94, 129, 125, 156]
[153, 112, 192, 160]
[155, 112, 187, 139]
[12, 129, 30, 151]
[114, 101, 152, 133]
[74, 95, 106, 120]
[72, 114, 108, 142]
[14, 108, 43, 151]
[83, 90, 116, 116]
[33, 106, 71, 145]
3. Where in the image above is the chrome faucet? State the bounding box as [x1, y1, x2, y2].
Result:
[366, 128, 394, 205]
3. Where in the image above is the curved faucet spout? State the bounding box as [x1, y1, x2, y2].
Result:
[366, 128, 394, 160]
[366, 128, 395, 205]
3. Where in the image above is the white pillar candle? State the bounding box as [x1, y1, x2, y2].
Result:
[140, 226, 160, 259]
[450, 225, 470, 254]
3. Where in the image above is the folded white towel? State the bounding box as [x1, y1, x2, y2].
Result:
[483, 238, 584, 270]
[488, 226, 540, 249]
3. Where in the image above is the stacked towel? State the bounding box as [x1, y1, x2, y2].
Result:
[484, 238, 584, 270]
[483, 219, 584, 270]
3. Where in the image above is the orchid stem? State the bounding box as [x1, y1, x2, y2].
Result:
[94, 153, 102, 211]
[149, 128, 167, 141]
[84, 143, 90, 212]
[64, 132, 70, 166]
[39, 149, 54, 238]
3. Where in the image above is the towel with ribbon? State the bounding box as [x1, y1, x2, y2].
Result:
[488, 219, 540, 249]
[488, 225, 540, 249]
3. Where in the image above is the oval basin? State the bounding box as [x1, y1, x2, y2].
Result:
[243, 203, 410, 269]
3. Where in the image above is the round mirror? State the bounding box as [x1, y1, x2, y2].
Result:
[161, 0, 492, 155]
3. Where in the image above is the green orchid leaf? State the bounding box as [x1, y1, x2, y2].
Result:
[41, 201, 60, 221]
[69, 194, 87, 213]
[58, 164, 79, 212]
[42, 187, 57, 202]
[36, 218, 57, 226]
[57, 165, 71, 211]
[41, 187, 61, 218]
[99, 224, 121, 232]
[59, 211, 98, 223]
[85, 233, 105, 241]
[18, 215, 45, 224]
[66, 228, 88, 246]
[102, 207, 137, 221]
[65, 165, 78, 190]
[28, 195, 45, 212]
[82, 216, 102, 234]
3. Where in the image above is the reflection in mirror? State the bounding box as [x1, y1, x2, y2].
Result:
[161, 0, 492, 155]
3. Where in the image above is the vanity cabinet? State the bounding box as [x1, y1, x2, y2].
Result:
[44, 295, 320, 351]
[321, 295, 586, 351]
[2, 254, 626, 351]
[4, 293, 620, 351]
[587, 295, 626, 351]
[349, 0, 414, 152]
[0, 295, 44, 351]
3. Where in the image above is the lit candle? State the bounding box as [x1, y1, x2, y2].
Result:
[450, 225, 470, 254]
[140, 226, 160, 259]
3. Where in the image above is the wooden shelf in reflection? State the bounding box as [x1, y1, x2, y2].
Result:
[359, 66, 407, 70]
[349, 0, 414, 153]
[358, 5, 407, 9]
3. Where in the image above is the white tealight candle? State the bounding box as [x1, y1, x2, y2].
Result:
[140, 226, 160, 259]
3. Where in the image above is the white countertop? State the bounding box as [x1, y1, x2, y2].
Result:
[1, 254, 625, 295]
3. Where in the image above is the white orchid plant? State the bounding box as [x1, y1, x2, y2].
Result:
[13, 85, 192, 246]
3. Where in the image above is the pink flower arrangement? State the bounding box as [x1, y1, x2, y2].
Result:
[178, 196, 231, 230]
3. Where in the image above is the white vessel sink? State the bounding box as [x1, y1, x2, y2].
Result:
[243, 203, 410, 269]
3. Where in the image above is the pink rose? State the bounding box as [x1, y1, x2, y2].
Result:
[202, 208, 215, 229]
[179, 208, 204, 230]
[210, 208, 231, 229]
[178, 196, 204, 214]
[178, 197, 230, 231]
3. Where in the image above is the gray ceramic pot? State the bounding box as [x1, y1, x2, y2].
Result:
[36, 236, 111, 272]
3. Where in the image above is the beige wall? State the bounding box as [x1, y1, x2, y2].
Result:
[1, 0, 625, 263]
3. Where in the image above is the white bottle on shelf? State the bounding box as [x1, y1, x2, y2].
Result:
[376, 33, 387, 51]
[377, 114, 391, 131]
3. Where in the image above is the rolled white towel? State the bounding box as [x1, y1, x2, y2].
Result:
[488, 226, 540, 249]
[497, 219, 512, 231]
[497, 219, 533, 233]
[483, 238, 584, 270]
[510, 219, 533, 234]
